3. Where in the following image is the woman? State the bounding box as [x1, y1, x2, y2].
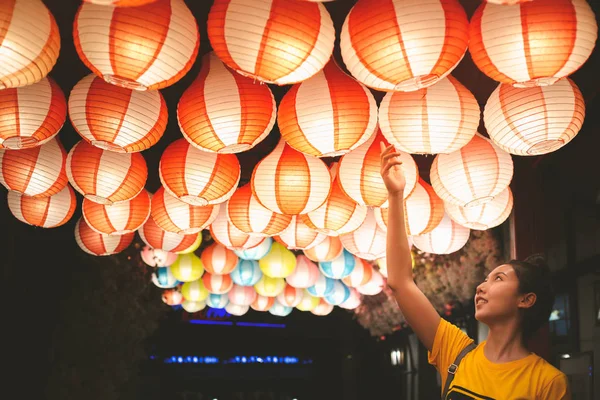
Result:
[379, 143, 570, 399]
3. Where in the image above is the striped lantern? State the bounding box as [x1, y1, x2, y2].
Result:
[178, 52, 276, 154]
[357, 270, 384, 296]
[227, 284, 257, 306]
[484, 78, 585, 156]
[0, 0, 60, 89]
[181, 279, 209, 302]
[338, 130, 418, 207]
[445, 187, 514, 230]
[75, 217, 134, 256]
[207, 0, 335, 85]
[251, 295, 275, 312]
[160, 139, 240, 206]
[227, 184, 292, 237]
[83, 189, 150, 235]
[0, 77, 66, 150]
[67, 140, 147, 205]
[209, 202, 266, 250]
[340, 0, 469, 92]
[200, 242, 238, 275]
[469, 0, 597, 87]
[307, 273, 335, 298]
[285, 255, 320, 289]
[278, 59, 377, 157]
[7, 185, 76, 228]
[226, 302, 249, 316]
[151, 186, 219, 234]
[311, 298, 334, 316]
[342, 257, 373, 288]
[202, 272, 234, 295]
[177, 233, 202, 254]
[234, 237, 273, 261]
[338, 288, 361, 310]
[141, 246, 177, 267]
[73, 0, 199, 90]
[339, 208, 387, 260]
[324, 280, 350, 306]
[430, 133, 514, 207]
[268, 299, 293, 317]
[254, 275, 286, 297]
[138, 216, 199, 252]
[274, 216, 328, 251]
[83, 0, 160, 6]
[319, 250, 356, 280]
[276, 284, 304, 308]
[152, 266, 179, 289]
[68, 74, 168, 153]
[258, 242, 297, 279]
[412, 212, 470, 255]
[206, 293, 229, 309]
[0, 137, 68, 197]
[251, 139, 332, 215]
[181, 300, 206, 313]
[170, 253, 204, 282]
[303, 235, 343, 263]
[296, 291, 320, 311]
[379, 76, 479, 154]
[162, 289, 183, 306]
[230, 259, 263, 287]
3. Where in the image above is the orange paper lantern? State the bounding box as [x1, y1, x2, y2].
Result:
[202, 272, 234, 295]
[138, 216, 198, 252]
[151, 186, 219, 234]
[209, 202, 266, 250]
[445, 187, 514, 230]
[276, 284, 304, 308]
[201, 242, 238, 275]
[251, 295, 275, 312]
[342, 257, 373, 288]
[83, 0, 159, 6]
[339, 209, 387, 260]
[311, 298, 333, 316]
[274, 215, 327, 251]
[7, 185, 76, 228]
[83, 189, 150, 235]
[75, 217, 134, 256]
[303, 235, 344, 263]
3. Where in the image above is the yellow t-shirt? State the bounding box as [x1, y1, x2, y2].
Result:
[428, 319, 571, 399]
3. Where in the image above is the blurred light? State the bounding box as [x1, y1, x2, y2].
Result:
[561, 354, 571, 359]
[235, 322, 286, 328]
[189, 320, 233, 326]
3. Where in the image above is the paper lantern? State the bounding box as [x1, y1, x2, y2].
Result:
[227, 284, 257, 306]
[303, 235, 343, 263]
[177, 233, 202, 254]
[379, 76, 479, 154]
[339, 209, 387, 260]
[181, 300, 206, 313]
[469, 0, 597, 87]
[0, 0, 60, 89]
[138, 216, 199, 252]
[251, 139, 332, 215]
[201, 242, 238, 275]
[269, 299, 293, 317]
[207, 0, 335, 85]
[324, 280, 350, 306]
[74, 217, 134, 256]
[152, 266, 179, 289]
[311, 298, 334, 316]
[251, 295, 275, 312]
[202, 272, 233, 295]
[342, 257, 373, 288]
[83, 0, 160, 6]
[412, 212, 470, 255]
[357, 270, 384, 296]
[340, 0, 469, 92]
[430, 134, 514, 207]
[484, 78, 585, 156]
[274, 216, 327, 250]
[285, 255, 320, 289]
[7, 185, 76, 228]
[319, 250, 356, 280]
[181, 279, 209, 302]
[258, 242, 297, 278]
[83, 189, 150, 235]
[296, 291, 320, 311]
[338, 131, 418, 207]
[160, 139, 240, 206]
[307, 273, 335, 297]
[0, 137, 68, 197]
[141, 246, 177, 267]
[162, 289, 183, 306]
[338, 288, 361, 310]
[230, 259, 263, 287]
[445, 187, 513, 230]
[67, 140, 147, 205]
[73, 0, 199, 90]
[151, 187, 219, 234]
[170, 253, 204, 282]
[206, 293, 229, 309]
[209, 202, 266, 250]
[234, 237, 273, 261]
[376, 243, 415, 278]
[68, 74, 167, 153]
[178, 52, 276, 154]
[0, 77, 66, 150]
[276, 284, 304, 308]
[225, 302, 249, 316]
[254, 275, 286, 297]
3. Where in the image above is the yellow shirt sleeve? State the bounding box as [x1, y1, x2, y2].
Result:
[540, 373, 571, 400]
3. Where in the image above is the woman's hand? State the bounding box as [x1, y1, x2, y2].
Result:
[379, 142, 406, 196]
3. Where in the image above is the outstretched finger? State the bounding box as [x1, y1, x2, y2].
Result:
[381, 151, 402, 163]
[379, 142, 395, 156]
[381, 160, 403, 175]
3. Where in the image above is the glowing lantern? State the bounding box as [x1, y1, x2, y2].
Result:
[377, 251, 416, 278]
[74, 217, 134, 256]
[231, 259, 263, 287]
[484, 78, 585, 156]
[430, 134, 513, 207]
[181, 279, 209, 302]
[254, 275, 286, 297]
[269, 299, 293, 317]
[319, 250, 356, 280]
[162, 289, 183, 306]
[0, 0, 60, 89]
[251, 139, 332, 215]
[152, 266, 179, 289]
[285, 255, 320, 289]
[338, 131, 418, 207]
[83, 0, 159, 6]
[7, 185, 76, 228]
[73, 0, 199, 90]
[251, 295, 275, 312]
[178, 52, 276, 154]
[181, 300, 206, 313]
[274, 216, 327, 250]
[469, 0, 597, 87]
[228, 284, 257, 306]
[445, 187, 513, 230]
[338, 288, 361, 310]
[357, 270, 385, 296]
[234, 237, 273, 261]
[303, 235, 343, 263]
[0, 137, 68, 197]
[311, 298, 334, 316]
[66, 140, 147, 205]
[68, 74, 167, 153]
[151, 187, 219, 234]
[202, 272, 233, 295]
[379, 76, 479, 154]
[324, 280, 350, 306]
[207, 0, 335, 85]
[209, 202, 266, 250]
[141, 246, 177, 267]
[177, 233, 202, 254]
[276, 284, 304, 308]
[412, 212, 470, 255]
[296, 291, 320, 311]
[342, 257, 373, 288]
[0, 77, 66, 149]
[82, 189, 150, 235]
[225, 302, 249, 316]
[170, 253, 204, 282]
[206, 293, 229, 309]
[201, 242, 238, 275]
[307, 273, 335, 297]
[258, 242, 297, 278]
[340, 0, 469, 92]
[138, 217, 198, 252]
[340, 209, 386, 260]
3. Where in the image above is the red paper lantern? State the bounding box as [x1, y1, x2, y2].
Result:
[7, 185, 76, 228]
[83, 189, 150, 235]
[75, 217, 134, 256]
[83, 0, 159, 6]
[138, 216, 198, 252]
[209, 202, 266, 251]
[202, 272, 234, 295]
[201, 242, 238, 275]
[151, 186, 219, 234]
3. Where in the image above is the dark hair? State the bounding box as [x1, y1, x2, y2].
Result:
[507, 254, 555, 342]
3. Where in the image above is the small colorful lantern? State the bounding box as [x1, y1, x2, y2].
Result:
[7, 185, 76, 228]
[152, 266, 179, 289]
[412, 213, 470, 255]
[251, 295, 275, 312]
[311, 298, 334, 316]
[75, 217, 134, 256]
[206, 293, 229, 309]
[268, 299, 293, 317]
[338, 288, 361, 310]
[181, 300, 206, 313]
[319, 250, 356, 280]
[209, 202, 266, 250]
[201, 242, 238, 275]
[138, 216, 199, 253]
[339, 209, 387, 260]
[303, 236, 344, 263]
[227, 284, 257, 306]
[324, 280, 351, 306]
[225, 302, 249, 316]
[276, 284, 304, 308]
[141, 246, 178, 267]
[285, 255, 320, 289]
[170, 253, 204, 282]
[274, 216, 328, 250]
[258, 242, 297, 278]
[357, 270, 385, 296]
[296, 291, 321, 312]
[254, 275, 286, 297]
[342, 258, 373, 288]
[151, 187, 219, 234]
[82, 189, 150, 235]
[202, 272, 234, 295]
[233, 237, 273, 261]
[307, 273, 335, 298]
[230, 259, 263, 287]
[181, 279, 209, 302]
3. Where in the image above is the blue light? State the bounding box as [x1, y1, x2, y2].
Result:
[193, 357, 198, 363]
[257, 357, 263, 363]
[235, 356, 240, 362]
[273, 357, 279, 364]
[189, 319, 233, 326]
[204, 357, 219, 364]
[186, 356, 192, 363]
[177, 357, 183, 363]
[284, 357, 298, 364]
[241, 357, 247, 363]
[235, 322, 286, 328]
[266, 356, 272, 363]
[170, 356, 177, 362]
[250, 356, 256, 362]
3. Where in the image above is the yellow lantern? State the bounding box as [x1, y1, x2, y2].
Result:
[170, 253, 204, 282]
[254, 275, 286, 297]
[181, 279, 209, 302]
[258, 242, 297, 278]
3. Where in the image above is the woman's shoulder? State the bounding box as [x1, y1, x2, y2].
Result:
[528, 353, 566, 379]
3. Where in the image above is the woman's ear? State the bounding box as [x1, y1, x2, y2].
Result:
[518, 292, 537, 309]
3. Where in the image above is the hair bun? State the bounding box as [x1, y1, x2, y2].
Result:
[523, 253, 549, 270]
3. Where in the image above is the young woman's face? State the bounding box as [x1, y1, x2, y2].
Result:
[474, 264, 523, 324]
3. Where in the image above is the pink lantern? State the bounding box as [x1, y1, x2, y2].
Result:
[357, 270, 385, 296]
[274, 216, 327, 250]
[338, 288, 361, 310]
[276, 284, 304, 308]
[340, 209, 386, 260]
[225, 302, 249, 316]
[200, 242, 238, 275]
[228, 284, 257, 306]
[162, 289, 183, 306]
[285, 255, 320, 289]
[151, 186, 219, 234]
[138, 216, 199, 252]
[75, 217, 134, 256]
[412, 212, 470, 255]
[303, 235, 344, 263]
[82, 189, 150, 235]
[202, 272, 234, 294]
[141, 246, 178, 267]
[7, 185, 76, 228]
[209, 202, 266, 251]
[251, 295, 275, 312]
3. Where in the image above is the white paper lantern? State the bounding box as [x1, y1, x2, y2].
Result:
[412, 212, 470, 255]
[445, 187, 513, 230]
[339, 209, 387, 260]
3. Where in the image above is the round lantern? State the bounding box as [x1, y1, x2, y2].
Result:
[0, 137, 68, 197]
[338, 130, 418, 207]
[177, 233, 202, 254]
[0, 0, 60, 90]
[276, 284, 304, 308]
[201, 242, 238, 275]
[152, 266, 179, 289]
[0, 77, 66, 149]
[207, 0, 335, 85]
[430, 133, 513, 207]
[68, 74, 167, 153]
[230, 259, 263, 287]
[311, 298, 334, 316]
[258, 242, 297, 278]
[227, 284, 257, 306]
[178, 52, 276, 154]
[202, 272, 233, 294]
[357, 270, 385, 296]
[324, 280, 351, 306]
[234, 237, 273, 261]
[75, 217, 134, 256]
[160, 139, 240, 206]
[162, 289, 183, 306]
[342, 257, 373, 288]
[151, 187, 219, 234]
[274, 216, 327, 250]
[170, 253, 204, 282]
[412, 212, 470, 255]
[83, 189, 150, 235]
[83, 0, 160, 6]
[138, 216, 199, 252]
[445, 187, 513, 230]
[181, 279, 209, 302]
[209, 202, 266, 250]
[251, 139, 332, 215]
[285, 255, 320, 289]
[379, 76, 479, 154]
[307, 273, 335, 298]
[340, 0, 469, 92]
[278, 59, 377, 157]
[7, 185, 76, 228]
[225, 302, 249, 316]
[67, 140, 147, 205]
[338, 288, 361, 310]
[484, 78, 585, 156]
[469, 0, 597, 87]
[206, 293, 229, 309]
[319, 250, 356, 280]
[339, 209, 387, 260]
[296, 291, 320, 311]
[141, 246, 178, 267]
[303, 235, 344, 263]
[251, 295, 275, 312]
[269, 299, 293, 317]
[254, 275, 286, 297]
[73, 0, 199, 90]
[181, 300, 206, 313]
